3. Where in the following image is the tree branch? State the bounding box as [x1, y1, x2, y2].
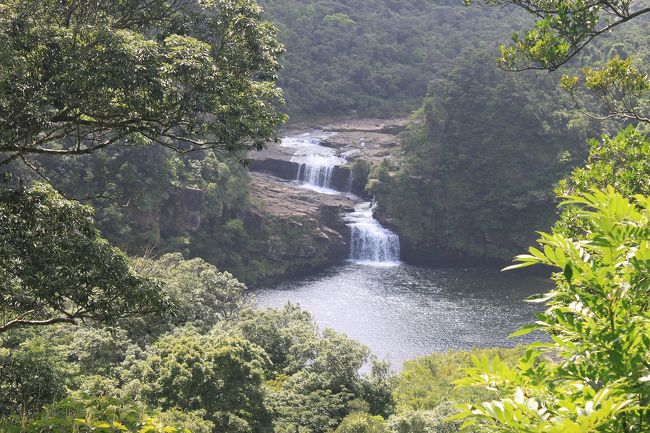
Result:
[0, 314, 78, 334]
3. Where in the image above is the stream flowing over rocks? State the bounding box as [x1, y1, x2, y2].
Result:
[285, 131, 401, 265]
[249, 119, 406, 268]
[249, 119, 545, 367]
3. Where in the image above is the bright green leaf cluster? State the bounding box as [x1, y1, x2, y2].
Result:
[455, 188, 650, 432]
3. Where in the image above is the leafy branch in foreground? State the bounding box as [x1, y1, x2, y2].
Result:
[561, 57, 650, 123]
[0, 0, 287, 165]
[454, 188, 650, 432]
[465, 0, 649, 124]
[0, 182, 172, 333]
[465, 0, 650, 72]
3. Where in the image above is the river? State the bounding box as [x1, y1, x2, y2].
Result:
[255, 262, 547, 368]
[255, 131, 547, 368]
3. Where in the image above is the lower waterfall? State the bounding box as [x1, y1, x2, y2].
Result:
[345, 202, 400, 264]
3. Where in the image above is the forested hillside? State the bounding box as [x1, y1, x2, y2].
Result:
[259, 0, 530, 118]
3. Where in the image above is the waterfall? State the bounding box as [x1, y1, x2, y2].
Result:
[283, 131, 400, 265]
[286, 132, 342, 194]
[296, 157, 336, 189]
[345, 202, 400, 264]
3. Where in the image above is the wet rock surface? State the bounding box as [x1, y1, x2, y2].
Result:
[242, 172, 353, 283]
[248, 172, 355, 219]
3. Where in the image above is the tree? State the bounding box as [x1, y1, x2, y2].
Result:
[455, 190, 650, 432]
[466, 0, 650, 122]
[233, 303, 319, 376]
[136, 329, 271, 433]
[0, 334, 72, 417]
[0, 0, 286, 165]
[554, 126, 650, 236]
[560, 56, 649, 123]
[133, 253, 250, 333]
[0, 392, 210, 433]
[386, 403, 462, 433]
[333, 413, 388, 433]
[0, 183, 171, 333]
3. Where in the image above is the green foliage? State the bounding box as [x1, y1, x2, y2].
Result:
[394, 347, 526, 412]
[468, 0, 650, 72]
[135, 328, 271, 433]
[0, 334, 72, 417]
[233, 304, 318, 376]
[64, 327, 137, 378]
[555, 126, 650, 237]
[133, 253, 250, 334]
[1, 392, 206, 433]
[361, 359, 396, 418]
[371, 49, 588, 261]
[334, 413, 388, 433]
[0, 0, 286, 160]
[0, 182, 170, 333]
[467, 0, 650, 124]
[561, 56, 650, 123]
[558, 127, 650, 198]
[386, 402, 462, 433]
[455, 189, 650, 432]
[270, 388, 350, 433]
[255, 315, 385, 433]
[258, 0, 528, 119]
[350, 159, 371, 195]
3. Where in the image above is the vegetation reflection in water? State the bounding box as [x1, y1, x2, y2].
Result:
[255, 263, 548, 367]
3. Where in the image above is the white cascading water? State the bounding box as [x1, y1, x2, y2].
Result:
[282, 132, 342, 194]
[281, 131, 400, 265]
[345, 202, 400, 264]
[296, 156, 337, 190]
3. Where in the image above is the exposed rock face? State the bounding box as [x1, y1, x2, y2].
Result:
[178, 187, 205, 211]
[240, 172, 353, 283]
[248, 158, 300, 181]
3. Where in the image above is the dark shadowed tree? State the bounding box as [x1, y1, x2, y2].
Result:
[0, 0, 286, 165]
[0, 183, 171, 333]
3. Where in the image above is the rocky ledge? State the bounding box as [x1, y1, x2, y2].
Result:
[317, 117, 408, 163]
[241, 118, 407, 284]
[248, 118, 406, 191]
[239, 173, 355, 284]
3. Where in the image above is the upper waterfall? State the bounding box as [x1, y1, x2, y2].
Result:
[282, 132, 343, 194]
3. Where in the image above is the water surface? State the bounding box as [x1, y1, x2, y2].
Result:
[255, 263, 548, 368]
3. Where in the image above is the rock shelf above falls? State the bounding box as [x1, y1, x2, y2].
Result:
[248, 118, 406, 195]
